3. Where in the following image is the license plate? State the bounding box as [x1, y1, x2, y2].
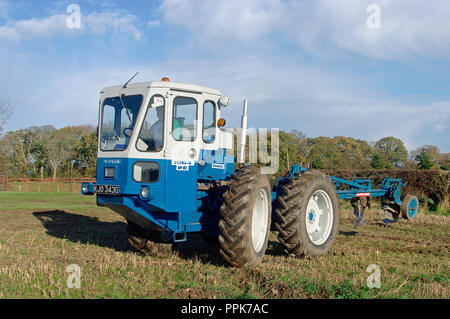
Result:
[94, 184, 120, 195]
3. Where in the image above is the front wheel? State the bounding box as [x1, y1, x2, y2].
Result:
[126, 221, 173, 257]
[275, 173, 339, 257]
[219, 166, 272, 267]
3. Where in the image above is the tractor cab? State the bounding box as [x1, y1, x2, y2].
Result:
[83, 78, 234, 238]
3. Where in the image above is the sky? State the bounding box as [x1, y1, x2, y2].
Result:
[0, 0, 449, 152]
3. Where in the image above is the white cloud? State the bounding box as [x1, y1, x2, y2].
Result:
[159, 0, 450, 60]
[160, 0, 286, 39]
[287, 0, 450, 60]
[0, 9, 143, 42]
[147, 20, 160, 27]
[83, 11, 143, 40]
[0, 14, 68, 41]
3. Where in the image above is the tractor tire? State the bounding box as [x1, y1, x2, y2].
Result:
[219, 166, 272, 267]
[400, 194, 419, 220]
[274, 173, 339, 257]
[126, 221, 173, 257]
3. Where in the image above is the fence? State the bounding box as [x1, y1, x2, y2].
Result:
[0, 177, 95, 193]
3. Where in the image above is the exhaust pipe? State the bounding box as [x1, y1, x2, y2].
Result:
[239, 99, 248, 166]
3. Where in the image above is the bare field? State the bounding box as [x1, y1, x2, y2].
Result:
[0, 192, 448, 299]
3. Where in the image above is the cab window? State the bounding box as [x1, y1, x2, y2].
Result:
[203, 101, 216, 143]
[172, 96, 197, 142]
[136, 95, 165, 152]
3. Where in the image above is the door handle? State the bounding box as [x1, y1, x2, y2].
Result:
[188, 148, 197, 158]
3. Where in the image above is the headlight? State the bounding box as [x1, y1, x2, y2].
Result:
[81, 183, 89, 194]
[140, 186, 150, 200]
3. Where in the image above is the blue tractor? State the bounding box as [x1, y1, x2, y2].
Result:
[82, 77, 419, 267]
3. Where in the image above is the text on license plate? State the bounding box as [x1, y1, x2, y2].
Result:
[94, 184, 120, 195]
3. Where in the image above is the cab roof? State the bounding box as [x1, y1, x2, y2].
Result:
[100, 81, 222, 96]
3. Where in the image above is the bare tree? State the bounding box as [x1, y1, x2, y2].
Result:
[43, 126, 89, 180]
[0, 99, 13, 136]
[289, 129, 312, 165]
[28, 126, 55, 179]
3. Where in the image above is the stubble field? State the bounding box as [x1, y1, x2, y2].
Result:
[0, 192, 448, 299]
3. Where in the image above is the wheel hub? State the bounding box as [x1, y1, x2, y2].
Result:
[305, 190, 334, 245]
[306, 196, 322, 232]
[408, 198, 418, 218]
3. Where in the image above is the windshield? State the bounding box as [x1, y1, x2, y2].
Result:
[100, 95, 143, 151]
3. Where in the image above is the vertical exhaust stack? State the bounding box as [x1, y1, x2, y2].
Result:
[239, 99, 248, 166]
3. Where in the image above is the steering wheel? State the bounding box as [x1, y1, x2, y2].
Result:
[123, 127, 132, 137]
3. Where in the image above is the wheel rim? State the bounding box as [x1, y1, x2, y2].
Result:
[408, 197, 418, 219]
[305, 190, 334, 245]
[252, 189, 269, 253]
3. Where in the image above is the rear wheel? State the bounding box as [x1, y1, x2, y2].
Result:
[126, 221, 173, 257]
[275, 173, 339, 257]
[219, 166, 272, 267]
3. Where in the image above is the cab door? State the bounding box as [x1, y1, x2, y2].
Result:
[164, 90, 202, 213]
[197, 93, 229, 180]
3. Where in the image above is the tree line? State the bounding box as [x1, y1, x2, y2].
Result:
[276, 130, 449, 173]
[0, 125, 97, 179]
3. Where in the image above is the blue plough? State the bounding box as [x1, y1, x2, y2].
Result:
[285, 164, 419, 228]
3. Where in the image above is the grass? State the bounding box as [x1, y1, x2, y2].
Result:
[426, 206, 450, 217]
[0, 192, 449, 299]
